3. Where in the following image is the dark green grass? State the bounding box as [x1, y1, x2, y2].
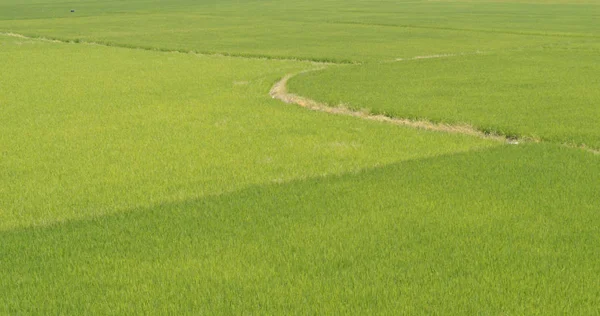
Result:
[289, 46, 600, 147]
[2, 144, 599, 314]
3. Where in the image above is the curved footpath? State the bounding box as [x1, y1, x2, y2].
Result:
[2, 31, 597, 154]
[271, 69, 522, 144]
[270, 68, 600, 156]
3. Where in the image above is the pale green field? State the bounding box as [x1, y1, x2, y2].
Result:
[1, 0, 599, 314]
[0, 34, 495, 230]
[289, 46, 600, 146]
[1, 0, 595, 62]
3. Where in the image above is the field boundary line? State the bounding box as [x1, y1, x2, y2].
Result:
[0, 32, 354, 65]
[394, 51, 485, 62]
[575, 145, 600, 155]
[270, 69, 518, 143]
[3, 32, 596, 154]
[271, 70, 600, 155]
[327, 21, 600, 39]
[1, 32, 62, 43]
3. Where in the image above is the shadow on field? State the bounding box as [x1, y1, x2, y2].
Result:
[1, 144, 599, 314]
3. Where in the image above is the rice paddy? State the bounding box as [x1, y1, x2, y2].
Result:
[1, 0, 599, 313]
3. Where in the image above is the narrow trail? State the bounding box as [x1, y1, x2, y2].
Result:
[0, 32, 352, 65]
[3, 31, 597, 154]
[328, 21, 600, 39]
[270, 69, 523, 144]
[1, 32, 62, 43]
[394, 51, 484, 62]
[270, 69, 600, 156]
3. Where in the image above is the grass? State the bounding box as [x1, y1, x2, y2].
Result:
[0, 0, 592, 63]
[289, 46, 600, 147]
[1, 0, 599, 313]
[0, 34, 496, 230]
[2, 144, 599, 314]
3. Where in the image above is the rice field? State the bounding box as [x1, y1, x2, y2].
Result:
[1, 0, 599, 314]
[289, 46, 600, 146]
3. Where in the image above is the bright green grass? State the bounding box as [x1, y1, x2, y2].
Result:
[0, 35, 496, 230]
[2, 144, 599, 314]
[289, 46, 600, 147]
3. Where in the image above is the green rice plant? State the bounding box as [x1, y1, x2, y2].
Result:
[1, 144, 598, 314]
[1, 0, 594, 63]
[289, 46, 600, 148]
[1, 0, 599, 313]
[0, 35, 495, 230]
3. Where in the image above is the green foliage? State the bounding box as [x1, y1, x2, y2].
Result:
[2, 144, 599, 314]
[1, 0, 599, 313]
[1, 0, 596, 62]
[289, 47, 600, 147]
[0, 35, 494, 230]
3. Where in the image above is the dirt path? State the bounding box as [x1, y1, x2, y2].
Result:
[0, 32, 62, 43]
[0, 32, 348, 64]
[270, 69, 516, 143]
[395, 51, 484, 62]
[3, 31, 596, 154]
[270, 69, 600, 156]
